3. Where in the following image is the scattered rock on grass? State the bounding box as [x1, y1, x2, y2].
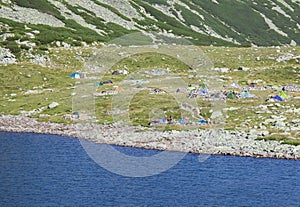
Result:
[48, 102, 59, 109]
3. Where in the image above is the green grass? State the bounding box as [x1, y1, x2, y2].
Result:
[0, 63, 75, 123]
[128, 90, 181, 126]
[1, 45, 300, 144]
[256, 136, 300, 146]
[0, 1, 12, 7]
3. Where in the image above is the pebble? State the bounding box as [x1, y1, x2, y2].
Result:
[0, 115, 299, 160]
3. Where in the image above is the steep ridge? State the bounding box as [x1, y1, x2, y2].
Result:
[0, 0, 299, 52]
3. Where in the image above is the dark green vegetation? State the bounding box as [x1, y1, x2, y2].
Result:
[0, 17, 106, 59]
[256, 136, 300, 146]
[1, 0, 299, 59]
[12, 0, 63, 19]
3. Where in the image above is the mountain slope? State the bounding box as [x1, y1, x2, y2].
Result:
[0, 0, 299, 50]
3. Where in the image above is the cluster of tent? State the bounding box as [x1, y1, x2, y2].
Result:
[149, 117, 209, 126]
[71, 70, 294, 103]
[225, 82, 258, 89]
[283, 84, 300, 92]
[224, 91, 255, 99]
[176, 84, 209, 98]
[176, 83, 258, 100]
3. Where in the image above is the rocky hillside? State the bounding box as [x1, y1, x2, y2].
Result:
[0, 0, 299, 56]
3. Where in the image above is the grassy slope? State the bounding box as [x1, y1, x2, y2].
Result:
[0, 63, 75, 123]
[1, 46, 299, 144]
[5, 0, 298, 48]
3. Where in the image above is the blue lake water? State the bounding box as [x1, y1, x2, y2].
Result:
[0, 131, 299, 207]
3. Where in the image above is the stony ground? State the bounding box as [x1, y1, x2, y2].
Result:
[0, 115, 299, 160]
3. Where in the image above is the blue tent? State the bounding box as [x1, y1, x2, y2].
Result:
[198, 120, 207, 124]
[155, 69, 162, 73]
[178, 119, 187, 123]
[273, 95, 283, 101]
[70, 72, 81, 79]
[199, 89, 208, 95]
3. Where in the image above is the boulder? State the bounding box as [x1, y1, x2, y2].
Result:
[48, 102, 59, 109]
[0, 47, 17, 64]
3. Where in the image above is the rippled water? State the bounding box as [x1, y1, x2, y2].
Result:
[0, 131, 299, 207]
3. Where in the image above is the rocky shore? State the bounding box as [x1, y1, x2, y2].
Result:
[0, 115, 299, 160]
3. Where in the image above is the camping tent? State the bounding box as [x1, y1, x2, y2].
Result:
[241, 91, 255, 98]
[94, 82, 104, 87]
[198, 120, 207, 124]
[188, 85, 196, 90]
[230, 82, 240, 88]
[199, 89, 208, 95]
[120, 69, 128, 75]
[248, 83, 257, 88]
[272, 85, 280, 91]
[273, 95, 283, 101]
[198, 84, 207, 89]
[178, 119, 188, 124]
[112, 70, 119, 75]
[103, 80, 113, 84]
[278, 91, 288, 99]
[226, 92, 238, 99]
[70, 72, 82, 79]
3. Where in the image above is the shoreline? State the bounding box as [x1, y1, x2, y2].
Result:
[0, 115, 299, 160]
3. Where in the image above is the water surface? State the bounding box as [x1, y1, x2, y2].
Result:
[0, 132, 299, 206]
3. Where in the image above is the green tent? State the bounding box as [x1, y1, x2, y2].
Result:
[188, 86, 196, 90]
[279, 91, 288, 99]
[273, 85, 280, 91]
[226, 92, 237, 99]
[198, 84, 207, 89]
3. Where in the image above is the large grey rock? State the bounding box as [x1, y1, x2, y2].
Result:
[48, 102, 59, 109]
[274, 121, 286, 128]
[0, 47, 16, 64]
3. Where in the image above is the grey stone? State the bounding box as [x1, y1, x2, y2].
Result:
[0, 47, 16, 64]
[48, 102, 59, 109]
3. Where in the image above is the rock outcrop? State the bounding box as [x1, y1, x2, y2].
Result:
[0, 47, 16, 65]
